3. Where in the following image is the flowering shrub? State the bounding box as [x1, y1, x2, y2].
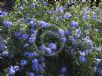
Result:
[0, 0, 102, 76]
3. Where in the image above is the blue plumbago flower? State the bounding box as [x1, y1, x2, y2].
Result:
[32, 64, 39, 71]
[29, 34, 36, 44]
[60, 66, 67, 74]
[15, 31, 22, 39]
[58, 29, 65, 36]
[0, 37, 7, 51]
[71, 0, 75, 3]
[56, 6, 64, 13]
[27, 52, 34, 58]
[23, 51, 29, 56]
[43, 2, 48, 6]
[30, 28, 35, 34]
[30, 3, 36, 8]
[24, 43, 29, 48]
[69, 36, 76, 43]
[64, 30, 71, 35]
[94, 28, 99, 32]
[18, 6, 24, 11]
[92, 15, 97, 20]
[3, 21, 12, 27]
[29, 18, 35, 27]
[23, 51, 34, 58]
[60, 37, 66, 43]
[70, 21, 78, 28]
[82, 0, 86, 3]
[39, 56, 45, 62]
[99, 70, 102, 75]
[84, 7, 91, 13]
[0, 11, 7, 17]
[24, 18, 29, 24]
[48, 43, 57, 50]
[96, 58, 102, 64]
[39, 64, 45, 71]
[38, 21, 48, 28]
[96, 47, 102, 51]
[75, 28, 81, 34]
[22, 34, 29, 40]
[80, 56, 86, 62]
[46, 48, 52, 54]
[39, 44, 46, 52]
[63, 12, 71, 19]
[33, 51, 38, 57]
[82, 14, 87, 21]
[20, 59, 27, 66]
[30, 20, 34, 27]
[13, 66, 20, 72]
[8, 66, 15, 75]
[28, 72, 35, 76]
[32, 58, 38, 64]
[80, 51, 86, 56]
[2, 51, 8, 56]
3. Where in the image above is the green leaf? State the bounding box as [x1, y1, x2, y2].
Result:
[44, 0, 48, 2]
[15, 0, 21, 3]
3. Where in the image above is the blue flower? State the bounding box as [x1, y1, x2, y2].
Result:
[27, 52, 34, 58]
[99, 70, 102, 75]
[64, 30, 71, 35]
[80, 51, 86, 56]
[2, 51, 8, 56]
[13, 66, 19, 71]
[32, 58, 38, 64]
[39, 56, 45, 62]
[69, 36, 76, 43]
[32, 64, 39, 71]
[60, 66, 66, 74]
[82, 15, 87, 21]
[82, 0, 86, 3]
[24, 43, 29, 48]
[8, 66, 15, 75]
[39, 64, 45, 71]
[29, 34, 36, 44]
[28, 72, 35, 76]
[29, 18, 35, 27]
[70, 21, 78, 28]
[15, 31, 22, 39]
[30, 28, 34, 34]
[63, 12, 71, 19]
[56, 6, 64, 13]
[71, 0, 75, 3]
[43, 2, 48, 6]
[30, 3, 36, 8]
[22, 0, 26, 3]
[3, 21, 12, 27]
[19, 6, 24, 11]
[39, 44, 46, 52]
[46, 48, 52, 54]
[60, 37, 66, 43]
[38, 21, 47, 28]
[0, 11, 7, 17]
[22, 34, 29, 40]
[80, 56, 86, 62]
[58, 29, 65, 36]
[48, 43, 57, 50]
[33, 51, 38, 57]
[20, 59, 27, 66]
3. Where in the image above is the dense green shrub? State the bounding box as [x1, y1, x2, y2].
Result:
[0, 0, 102, 76]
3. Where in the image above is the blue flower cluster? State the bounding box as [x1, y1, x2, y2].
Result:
[0, 0, 102, 76]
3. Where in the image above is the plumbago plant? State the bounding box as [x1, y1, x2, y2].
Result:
[0, 0, 102, 76]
